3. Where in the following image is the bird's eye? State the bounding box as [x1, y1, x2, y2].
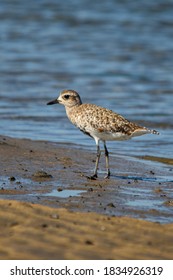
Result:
[64, 95, 70, 99]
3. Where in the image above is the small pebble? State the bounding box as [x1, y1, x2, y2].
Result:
[32, 171, 52, 178]
[9, 176, 16, 181]
[107, 202, 116, 208]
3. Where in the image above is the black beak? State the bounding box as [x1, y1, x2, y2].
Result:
[47, 99, 59, 105]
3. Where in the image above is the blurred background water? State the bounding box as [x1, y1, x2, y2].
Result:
[0, 0, 173, 167]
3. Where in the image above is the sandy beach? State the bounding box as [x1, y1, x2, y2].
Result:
[0, 135, 173, 259]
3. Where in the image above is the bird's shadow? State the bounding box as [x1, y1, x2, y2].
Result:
[112, 174, 173, 183]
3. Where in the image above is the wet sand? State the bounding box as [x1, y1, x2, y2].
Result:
[0, 135, 173, 259]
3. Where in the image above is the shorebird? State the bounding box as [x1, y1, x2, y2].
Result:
[47, 89, 159, 179]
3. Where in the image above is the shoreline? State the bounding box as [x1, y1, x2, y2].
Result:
[0, 135, 173, 259]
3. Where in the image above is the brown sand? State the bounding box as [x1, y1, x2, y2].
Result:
[0, 135, 173, 259]
[0, 199, 173, 260]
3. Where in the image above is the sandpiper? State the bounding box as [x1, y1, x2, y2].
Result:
[47, 89, 159, 179]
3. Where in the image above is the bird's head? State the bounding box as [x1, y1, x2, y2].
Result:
[47, 89, 82, 108]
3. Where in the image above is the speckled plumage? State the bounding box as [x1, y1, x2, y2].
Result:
[67, 103, 147, 140]
[47, 89, 159, 179]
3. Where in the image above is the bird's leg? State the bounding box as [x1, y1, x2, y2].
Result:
[94, 143, 101, 177]
[88, 142, 101, 179]
[104, 142, 110, 179]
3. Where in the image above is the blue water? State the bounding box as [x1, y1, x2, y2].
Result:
[0, 0, 173, 163]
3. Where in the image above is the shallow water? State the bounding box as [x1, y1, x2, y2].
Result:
[0, 0, 173, 164]
[1, 172, 173, 223]
[42, 188, 84, 198]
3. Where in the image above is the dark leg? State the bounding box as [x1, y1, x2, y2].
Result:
[93, 143, 101, 178]
[88, 142, 101, 179]
[104, 141, 110, 179]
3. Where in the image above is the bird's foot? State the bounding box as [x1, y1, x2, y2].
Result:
[104, 170, 110, 179]
[86, 174, 98, 180]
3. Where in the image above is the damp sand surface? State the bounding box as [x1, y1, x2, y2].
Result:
[0, 135, 173, 259]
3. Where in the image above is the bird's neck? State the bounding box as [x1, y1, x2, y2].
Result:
[65, 104, 80, 124]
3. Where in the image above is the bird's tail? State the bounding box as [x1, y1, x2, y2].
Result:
[149, 129, 160, 135]
[132, 127, 160, 137]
